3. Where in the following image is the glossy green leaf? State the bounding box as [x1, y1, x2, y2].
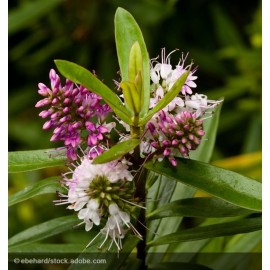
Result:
[148, 262, 214, 270]
[147, 197, 255, 220]
[54, 60, 133, 125]
[121, 81, 141, 115]
[115, 7, 150, 117]
[8, 216, 79, 248]
[93, 139, 140, 164]
[8, 149, 66, 173]
[147, 217, 262, 247]
[139, 69, 190, 126]
[8, 176, 65, 207]
[145, 158, 261, 211]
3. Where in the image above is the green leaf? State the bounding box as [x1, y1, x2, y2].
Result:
[224, 230, 261, 252]
[8, 0, 62, 35]
[145, 158, 262, 211]
[8, 176, 65, 207]
[8, 216, 79, 248]
[121, 81, 141, 115]
[128, 41, 143, 83]
[139, 70, 190, 126]
[54, 60, 133, 125]
[115, 7, 150, 117]
[93, 139, 140, 164]
[8, 243, 86, 260]
[147, 217, 262, 247]
[208, 231, 261, 270]
[8, 149, 66, 173]
[147, 197, 256, 220]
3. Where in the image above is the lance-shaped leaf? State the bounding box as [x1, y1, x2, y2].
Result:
[146, 197, 256, 220]
[93, 139, 140, 164]
[115, 8, 150, 117]
[8, 176, 64, 207]
[54, 60, 133, 125]
[8, 243, 86, 260]
[145, 158, 262, 211]
[129, 41, 143, 83]
[8, 215, 79, 248]
[139, 69, 190, 126]
[147, 216, 262, 247]
[121, 81, 141, 115]
[8, 148, 66, 173]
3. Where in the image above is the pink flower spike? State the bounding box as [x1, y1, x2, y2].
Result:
[35, 98, 51, 108]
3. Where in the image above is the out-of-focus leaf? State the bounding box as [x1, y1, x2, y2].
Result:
[54, 60, 133, 125]
[8, 176, 64, 207]
[9, 0, 63, 35]
[147, 217, 261, 247]
[207, 231, 262, 270]
[224, 230, 262, 253]
[8, 149, 67, 173]
[211, 5, 244, 48]
[93, 139, 140, 164]
[212, 151, 262, 181]
[115, 7, 150, 117]
[145, 158, 261, 211]
[8, 216, 79, 248]
[148, 262, 214, 270]
[147, 197, 255, 220]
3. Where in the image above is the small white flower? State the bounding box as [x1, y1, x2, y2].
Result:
[78, 199, 101, 231]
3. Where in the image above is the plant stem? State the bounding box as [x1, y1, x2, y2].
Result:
[130, 123, 147, 267]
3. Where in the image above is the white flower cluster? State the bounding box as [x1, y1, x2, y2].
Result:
[149, 48, 220, 117]
[55, 156, 141, 251]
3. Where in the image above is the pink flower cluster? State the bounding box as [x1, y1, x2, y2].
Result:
[36, 69, 112, 160]
[146, 110, 205, 166]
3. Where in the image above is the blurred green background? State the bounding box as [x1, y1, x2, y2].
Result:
[8, 0, 262, 262]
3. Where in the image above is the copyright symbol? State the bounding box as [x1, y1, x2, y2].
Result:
[14, 258, 20, 264]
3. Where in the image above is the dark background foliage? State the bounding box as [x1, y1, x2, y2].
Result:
[8, 0, 262, 259]
[9, 0, 262, 158]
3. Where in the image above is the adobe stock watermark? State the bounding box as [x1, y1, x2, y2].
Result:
[13, 257, 107, 265]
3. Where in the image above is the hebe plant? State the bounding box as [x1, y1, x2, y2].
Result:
[8, 8, 261, 269]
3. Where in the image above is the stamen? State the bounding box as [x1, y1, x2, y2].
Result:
[114, 216, 122, 235]
[166, 49, 179, 64]
[99, 228, 110, 248]
[119, 198, 147, 209]
[86, 232, 101, 248]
